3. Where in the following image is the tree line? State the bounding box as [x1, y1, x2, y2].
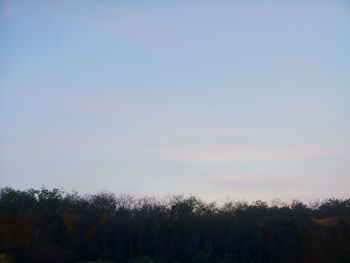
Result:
[0, 187, 349, 263]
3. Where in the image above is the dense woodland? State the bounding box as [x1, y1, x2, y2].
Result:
[0, 187, 349, 263]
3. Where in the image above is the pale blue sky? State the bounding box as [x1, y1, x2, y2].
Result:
[1, 0, 349, 201]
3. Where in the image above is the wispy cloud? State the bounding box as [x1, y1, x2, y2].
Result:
[140, 143, 342, 165]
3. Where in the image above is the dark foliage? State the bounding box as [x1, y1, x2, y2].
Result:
[0, 187, 349, 263]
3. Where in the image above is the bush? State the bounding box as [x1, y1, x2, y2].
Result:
[192, 250, 210, 263]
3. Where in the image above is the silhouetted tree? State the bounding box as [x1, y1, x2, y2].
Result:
[0, 187, 349, 263]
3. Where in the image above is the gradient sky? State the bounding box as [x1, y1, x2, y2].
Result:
[1, 0, 349, 202]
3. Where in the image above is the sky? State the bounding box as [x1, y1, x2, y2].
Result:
[1, 0, 350, 202]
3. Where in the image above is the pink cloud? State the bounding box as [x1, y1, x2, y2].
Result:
[147, 144, 341, 164]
